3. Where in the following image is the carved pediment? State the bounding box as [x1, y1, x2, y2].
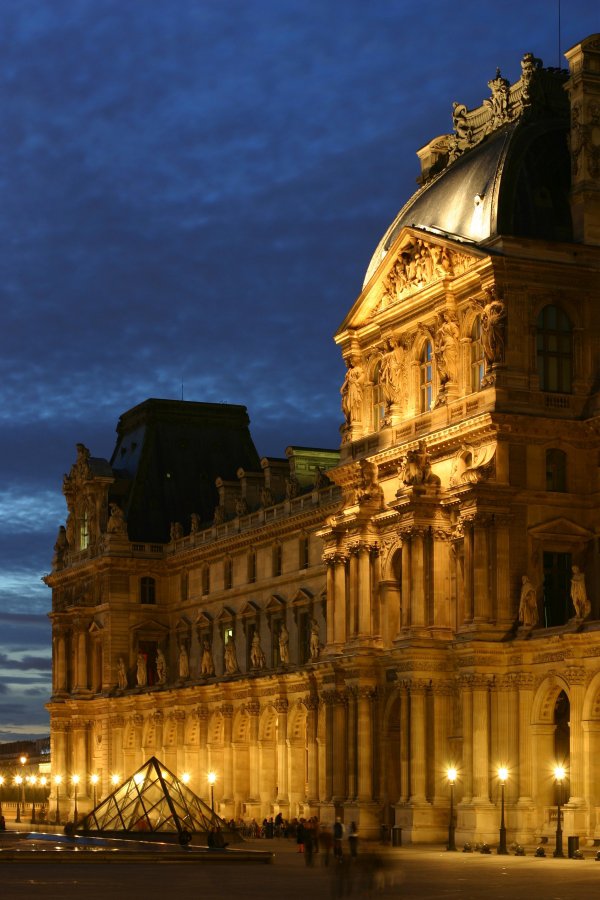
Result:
[528, 518, 593, 542]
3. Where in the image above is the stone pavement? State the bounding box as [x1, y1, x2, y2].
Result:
[1, 831, 600, 899]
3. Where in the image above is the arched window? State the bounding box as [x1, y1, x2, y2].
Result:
[201, 565, 210, 596]
[419, 341, 433, 412]
[470, 317, 485, 391]
[546, 448, 567, 492]
[140, 576, 156, 605]
[79, 508, 90, 551]
[536, 305, 573, 393]
[372, 361, 386, 431]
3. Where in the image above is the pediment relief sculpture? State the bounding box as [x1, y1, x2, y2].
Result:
[377, 239, 476, 311]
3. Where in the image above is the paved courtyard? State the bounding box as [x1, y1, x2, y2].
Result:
[1, 834, 600, 900]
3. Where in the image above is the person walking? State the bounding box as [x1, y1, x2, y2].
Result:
[333, 817, 344, 859]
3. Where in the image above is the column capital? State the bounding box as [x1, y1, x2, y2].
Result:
[273, 698, 289, 714]
[565, 665, 587, 685]
[244, 700, 261, 717]
[220, 704, 234, 718]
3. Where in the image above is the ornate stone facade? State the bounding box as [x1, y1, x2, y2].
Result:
[47, 35, 600, 844]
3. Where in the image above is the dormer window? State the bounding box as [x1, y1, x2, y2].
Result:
[536, 305, 573, 393]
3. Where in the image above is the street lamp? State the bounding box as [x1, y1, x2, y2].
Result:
[181, 772, 190, 785]
[208, 771, 216, 814]
[497, 767, 508, 855]
[29, 775, 37, 824]
[54, 775, 62, 825]
[446, 767, 457, 851]
[0, 774, 4, 818]
[17, 754, 27, 823]
[90, 774, 99, 808]
[39, 777, 47, 822]
[553, 765, 566, 858]
[72, 774, 80, 824]
[14, 775, 23, 823]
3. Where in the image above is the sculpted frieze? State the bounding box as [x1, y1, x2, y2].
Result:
[376, 240, 477, 310]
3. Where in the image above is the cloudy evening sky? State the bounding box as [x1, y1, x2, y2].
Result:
[0, 0, 597, 740]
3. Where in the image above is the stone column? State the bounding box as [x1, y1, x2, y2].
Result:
[494, 515, 512, 625]
[56, 629, 68, 692]
[517, 674, 534, 803]
[331, 692, 347, 800]
[473, 516, 491, 622]
[346, 688, 357, 800]
[462, 518, 474, 623]
[471, 676, 490, 803]
[432, 532, 451, 630]
[567, 667, 587, 806]
[52, 721, 69, 781]
[275, 699, 289, 806]
[399, 684, 410, 803]
[333, 555, 347, 645]
[109, 715, 124, 784]
[357, 687, 375, 802]
[348, 547, 359, 637]
[196, 708, 209, 803]
[325, 558, 335, 647]
[400, 534, 411, 632]
[432, 683, 452, 803]
[221, 704, 234, 804]
[72, 720, 89, 803]
[410, 529, 426, 629]
[460, 677, 473, 802]
[76, 624, 88, 691]
[247, 702, 260, 801]
[305, 697, 319, 804]
[409, 680, 428, 803]
[357, 544, 372, 637]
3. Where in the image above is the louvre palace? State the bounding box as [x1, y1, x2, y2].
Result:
[46, 34, 600, 844]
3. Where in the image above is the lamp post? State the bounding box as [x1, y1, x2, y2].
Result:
[16, 754, 27, 823]
[39, 777, 47, 822]
[14, 775, 22, 823]
[29, 775, 37, 824]
[446, 767, 457, 852]
[497, 767, 508, 855]
[90, 774, 99, 809]
[72, 774, 80, 825]
[553, 765, 565, 858]
[208, 772, 216, 814]
[54, 775, 62, 825]
[0, 774, 4, 818]
[110, 774, 120, 792]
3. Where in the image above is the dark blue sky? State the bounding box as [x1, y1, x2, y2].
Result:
[0, 0, 597, 739]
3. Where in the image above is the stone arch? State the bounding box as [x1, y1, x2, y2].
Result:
[380, 538, 403, 582]
[532, 673, 570, 724]
[288, 699, 307, 741]
[233, 706, 251, 743]
[531, 674, 571, 810]
[582, 670, 600, 722]
[259, 704, 278, 742]
[208, 709, 224, 745]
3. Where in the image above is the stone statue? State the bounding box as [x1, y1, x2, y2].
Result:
[235, 496, 249, 516]
[224, 638, 239, 674]
[250, 631, 266, 669]
[356, 459, 383, 504]
[107, 502, 127, 535]
[190, 512, 200, 533]
[213, 505, 225, 525]
[571, 566, 590, 618]
[518, 576, 538, 627]
[170, 521, 183, 541]
[260, 486, 273, 508]
[398, 440, 440, 488]
[156, 648, 167, 684]
[314, 466, 330, 490]
[117, 656, 128, 690]
[285, 475, 299, 500]
[200, 639, 215, 677]
[310, 620, 320, 661]
[278, 622, 289, 665]
[341, 358, 365, 425]
[52, 525, 68, 569]
[136, 652, 147, 687]
[480, 291, 506, 369]
[179, 644, 190, 679]
[434, 311, 460, 385]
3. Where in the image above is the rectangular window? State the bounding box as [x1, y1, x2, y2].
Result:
[273, 544, 282, 578]
[248, 551, 256, 584]
[299, 536, 309, 570]
[543, 551, 571, 627]
[201, 566, 210, 596]
[224, 558, 233, 590]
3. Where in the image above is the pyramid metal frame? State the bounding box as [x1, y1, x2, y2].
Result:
[78, 756, 226, 835]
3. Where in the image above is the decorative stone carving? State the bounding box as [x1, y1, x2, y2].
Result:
[213, 505, 225, 525]
[106, 503, 127, 536]
[449, 443, 496, 486]
[200, 639, 215, 677]
[190, 512, 200, 533]
[379, 337, 409, 414]
[518, 576, 538, 628]
[309, 619, 320, 661]
[136, 652, 147, 687]
[434, 310, 460, 388]
[260, 486, 273, 508]
[571, 566, 590, 619]
[397, 440, 440, 488]
[179, 644, 190, 679]
[356, 458, 384, 504]
[285, 475, 299, 500]
[235, 497, 249, 516]
[116, 657, 128, 690]
[470, 287, 506, 383]
[250, 631, 266, 669]
[52, 526, 68, 570]
[341, 357, 365, 425]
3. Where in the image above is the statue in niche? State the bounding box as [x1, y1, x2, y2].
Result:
[340, 358, 365, 425]
[170, 521, 183, 541]
[398, 440, 440, 488]
[52, 526, 68, 569]
[250, 631, 266, 669]
[379, 338, 407, 410]
[65, 513, 75, 548]
[200, 639, 215, 677]
[518, 576, 538, 628]
[156, 648, 167, 685]
[179, 644, 190, 679]
[136, 652, 147, 687]
[190, 512, 200, 533]
[107, 502, 127, 535]
[434, 311, 460, 385]
[278, 622, 289, 665]
[224, 637, 239, 674]
[571, 566, 590, 619]
[309, 620, 320, 661]
[479, 289, 506, 370]
[117, 656, 128, 690]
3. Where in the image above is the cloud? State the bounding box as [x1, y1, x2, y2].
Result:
[0, 653, 52, 672]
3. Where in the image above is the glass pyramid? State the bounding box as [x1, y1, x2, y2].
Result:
[78, 756, 224, 835]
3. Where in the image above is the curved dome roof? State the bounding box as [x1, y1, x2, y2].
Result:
[364, 60, 571, 287]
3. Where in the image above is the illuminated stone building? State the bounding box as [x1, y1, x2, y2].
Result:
[47, 35, 600, 844]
